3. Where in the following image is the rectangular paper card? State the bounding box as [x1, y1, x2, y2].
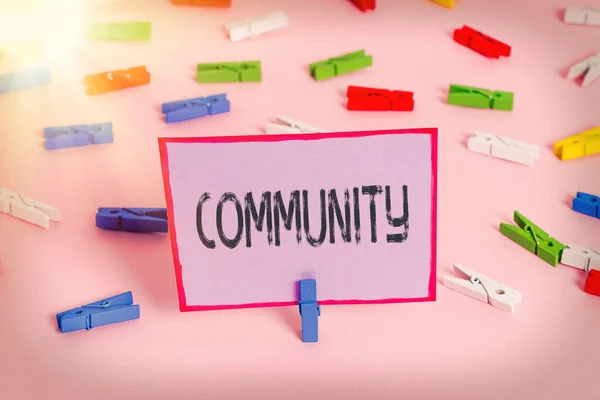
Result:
[159, 128, 438, 311]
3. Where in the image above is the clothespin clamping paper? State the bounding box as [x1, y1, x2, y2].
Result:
[346, 86, 414, 111]
[500, 211, 566, 266]
[196, 61, 261, 83]
[44, 123, 113, 150]
[567, 52, 600, 87]
[350, 0, 375, 12]
[84, 66, 150, 95]
[162, 94, 230, 123]
[266, 116, 327, 134]
[443, 263, 522, 313]
[561, 245, 600, 272]
[429, 0, 455, 8]
[56, 291, 140, 333]
[310, 50, 373, 81]
[453, 26, 511, 59]
[0, 66, 50, 94]
[572, 192, 600, 219]
[170, 0, 231, 6]
[87, 22, 151, 41]
[448, 84, 513, 111]
[553, 127, 600, 161]
[564, 7, 600, 26]
[299, 279, 320, 342]
[467, 132, 539, 166]
[96, 208, 168, 233]
[227, 11, 289, 42]
[0, 188, 60, 229]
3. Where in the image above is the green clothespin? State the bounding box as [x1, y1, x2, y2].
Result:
[309, 50, 372, 81]
[500, 211, 566, 266]
[87, 22, 151, 41]
[448, 84, 513, 111]
[196, 61, 261, 83]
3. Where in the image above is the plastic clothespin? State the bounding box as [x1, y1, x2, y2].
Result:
[162, 94, 230, 123]
[96, 208, 168, 233]
[196, 61, 261, 83]
[554, 127, 600, 161]
[170, 0, 231, 6]
[561, 245, 600, 272]
[83, 66, 150, 95]
[453, 26, 511, 59]
[350, 0, 375, 12]
[572, 192, 600, 219]
[56, 291, 140, 333]
[443, 263, 522, 313]
[43, 123, 113, 150]
[564, 7, 600, 26]
[500, 211, 566, 266]
[467, 132, 539, 166]
[0, 188, 60, 229]
[87, 22, 151, 41]
[266, 116, 327, 134]
[226, 11, 289, 42]
[448, 84, 514, 111]
[310, 50, 373, 81]
[585, 270, 600, 296]
[299, 279, 320, 342]
[567, 52, 600, 87]
[428, 0, 455, 8]
[346, 86, 414, 111]
[0, 66, 51, 94]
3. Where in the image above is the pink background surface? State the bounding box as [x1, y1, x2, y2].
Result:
[0, 0, 599, 399]
[161, 130, 435, 309]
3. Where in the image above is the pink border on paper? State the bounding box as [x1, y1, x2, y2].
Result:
[158, 128, 438, 312]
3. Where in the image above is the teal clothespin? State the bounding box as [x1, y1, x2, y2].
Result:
[448, 84, 513, 111]
[87, 22, 151, 41]
[196, 61, 261, 83]
[309, 49, 373, 81]
[499, 211, 566, 266]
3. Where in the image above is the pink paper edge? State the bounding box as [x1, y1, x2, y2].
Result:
[158, 128, 438, 312]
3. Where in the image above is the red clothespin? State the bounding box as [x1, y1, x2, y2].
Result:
[453, 26, 511, 59]
[350, 0, 375, 12]
[585, 270, 600, 296]
[346, 86, 414, 111]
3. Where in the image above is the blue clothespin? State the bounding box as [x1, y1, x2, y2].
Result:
[573, 192, 600, 219]
[162, 93, 230, 123]
[0, 66, 51, 94]
[56, 291, 140, 333]
[96, 207, 168, 233]
[44, 123, 113, 150]
[299, 279, 320, 343]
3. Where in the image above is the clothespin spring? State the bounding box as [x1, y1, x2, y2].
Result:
[525, 225, 539, 246]
[107, 72, 131, 80]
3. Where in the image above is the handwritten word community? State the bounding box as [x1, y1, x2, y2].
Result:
[196, 185, 409, 249]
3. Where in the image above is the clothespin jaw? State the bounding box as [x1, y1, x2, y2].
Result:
[310, 50, 373, 81]
[346, 86, 414, 111]
[0, 66, 51, 94]
[553, 127, 600, 161]
[453, 26, 511, 59]
[43, 123, 113, 150]
[56, 292, 140, 333]
[84, 66, 150, 95]
[350, 0, 376, 12]
[499, 211, 566, 266]
[298, 279, 320, 343]
[585, 270, 600, 296]
[567, 53, 600, 87]
[170, 0, 231, 6]
[572, 192, 600, 219]
[162, 94, 230, 123]
[429, 0, 455, 8]
[561, 245, 600, 272]
[448, 84, 513, 111]
[0, 188, 60, 228]
[196, 61, 261, 83]
[87, 22, 151, 41]
[96, 208, 168, 233]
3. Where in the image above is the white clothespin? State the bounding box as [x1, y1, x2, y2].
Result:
[564, 7, 600, 26]
[227, 11, 290, 42]
[560, 245, 600, 272]
[567, 52, 600, 87]
[467, 132, 540, 166]
[0, 188, 60, 228]
[266, 116, 327, 134]
[443, 263, 522, 313]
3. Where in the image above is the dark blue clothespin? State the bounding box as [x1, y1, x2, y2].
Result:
[162, 93, 230, 123]
[56, 291, 140, 333]
[96, 207, 168, 233]
[573, 192, 600, 219]
[299, 279, 320, 343]
[0, 66, 51, 94]
[44, 123, 113, 150]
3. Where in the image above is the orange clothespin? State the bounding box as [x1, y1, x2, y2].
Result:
[83, 66, 150, 96]
[170, 0, 231, 6]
